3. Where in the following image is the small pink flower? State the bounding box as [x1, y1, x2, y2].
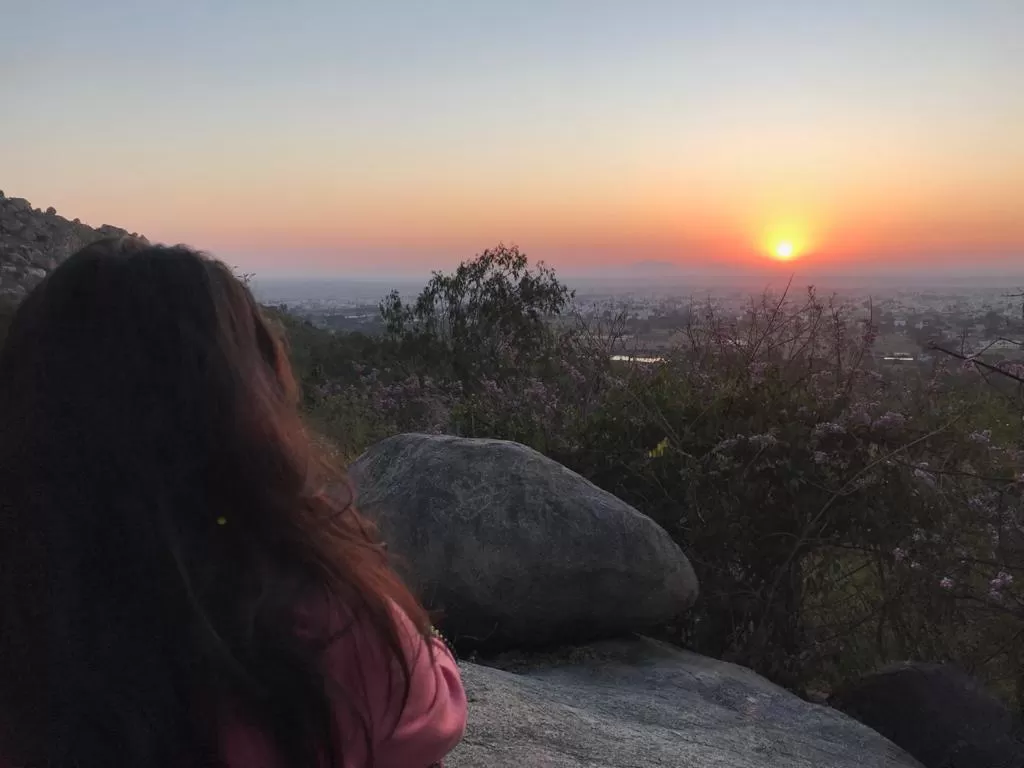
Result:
[990, 571, 1014, 591]
[939, 576, 955, 590]
[874, 411, 906, 430]
[968, 430, 991, 445]
[813, 422, 845, 438]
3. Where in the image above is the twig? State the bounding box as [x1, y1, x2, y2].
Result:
[929, 343, 1024, 384]
[757, 406, 972, 635]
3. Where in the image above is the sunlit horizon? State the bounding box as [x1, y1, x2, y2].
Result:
[2, 1, 1022, 276]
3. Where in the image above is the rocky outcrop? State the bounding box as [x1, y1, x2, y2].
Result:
[832, 662, 1024, 768]
[349, 433, 926, 765]
[449, 636, 922, 768]
[0, 191, 146, 300]
[349, 433, 699, 651]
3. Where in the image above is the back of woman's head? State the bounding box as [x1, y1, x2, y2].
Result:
[0, 238, 426, 767]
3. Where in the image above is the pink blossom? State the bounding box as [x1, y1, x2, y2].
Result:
[848, 407, 873, 427]
[873, 411, 906, 430]
[990, 571, 1014, 591]
[813, 422, 845, 438]
[968, 496, 994, 515]
[566, 365, 586, 386]
[968, 430, 991, 445]
[939, 577, 955, 590]
[748, 433, 779, 449]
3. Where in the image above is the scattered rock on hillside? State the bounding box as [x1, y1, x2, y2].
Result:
[832, 662, 1024, 768]
[448, 636, 921, 768]
[0, 191, 146, 300]
[349, 433, 698, 651]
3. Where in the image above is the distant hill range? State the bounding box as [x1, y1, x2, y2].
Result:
[0, 190, 145, 301]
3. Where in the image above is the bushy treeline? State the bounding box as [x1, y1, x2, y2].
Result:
[286, 245, 1024, 708]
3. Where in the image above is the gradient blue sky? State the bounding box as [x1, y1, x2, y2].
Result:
[3, 0, 1022, 276]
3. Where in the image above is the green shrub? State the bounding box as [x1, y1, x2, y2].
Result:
[380, 243, 570, 389]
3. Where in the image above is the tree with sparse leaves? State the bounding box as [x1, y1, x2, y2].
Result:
[380, 244, 571, 388]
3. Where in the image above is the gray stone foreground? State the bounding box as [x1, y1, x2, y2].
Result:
[448, 637, 921, 768]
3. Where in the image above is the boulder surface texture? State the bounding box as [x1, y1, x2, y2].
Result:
[449, 637, 922, 768]
[350, 433, 699, 651]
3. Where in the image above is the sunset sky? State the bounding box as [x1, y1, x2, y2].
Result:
[3, 1, 1022, 277]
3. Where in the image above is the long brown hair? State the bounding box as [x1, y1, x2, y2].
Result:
[0, 238, 429, 767]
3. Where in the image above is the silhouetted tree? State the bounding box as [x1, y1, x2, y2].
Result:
[380, 244, 571, 387]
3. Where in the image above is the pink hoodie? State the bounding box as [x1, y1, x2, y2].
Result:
[220, 599, 468, 767]
[0, 601, 467, 768]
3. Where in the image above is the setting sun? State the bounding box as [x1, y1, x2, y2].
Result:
[774, 242, 795, 260]
[757, 220, 816, 264]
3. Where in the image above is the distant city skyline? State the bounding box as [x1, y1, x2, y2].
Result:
[3, 1, 1022, 275]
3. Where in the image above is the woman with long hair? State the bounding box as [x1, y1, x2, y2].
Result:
[0, 237, 466, 768]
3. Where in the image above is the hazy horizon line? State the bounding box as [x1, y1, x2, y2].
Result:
[250, 261, 1024, 285]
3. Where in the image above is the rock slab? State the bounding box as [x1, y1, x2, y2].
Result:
[449, 637, 922, 768]
[349, 433, 698, 650]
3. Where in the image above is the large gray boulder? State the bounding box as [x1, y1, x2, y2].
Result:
[832, 662, 1024, 768]
[449, 636, 921, 768]
[349, 433, 698, 651]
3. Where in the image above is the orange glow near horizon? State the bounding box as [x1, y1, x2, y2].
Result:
[3, 0, 1023, 276]
[755, 218, 818, 265]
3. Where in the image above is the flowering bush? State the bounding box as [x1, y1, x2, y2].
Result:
[569, 290, 1024, 700]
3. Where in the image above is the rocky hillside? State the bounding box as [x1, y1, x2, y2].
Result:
[0, 191, 145, 301]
